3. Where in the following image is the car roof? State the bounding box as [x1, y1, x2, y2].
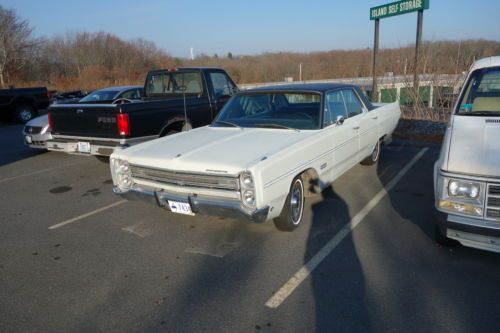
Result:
[94, 85, 142, 92]
[243, 83, 359, 93]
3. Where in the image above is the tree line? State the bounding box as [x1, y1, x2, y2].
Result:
[1, 5, 499, 91]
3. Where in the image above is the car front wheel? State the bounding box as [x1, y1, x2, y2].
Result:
[361, 139, 381, 166]
[273, 176, 305, 231]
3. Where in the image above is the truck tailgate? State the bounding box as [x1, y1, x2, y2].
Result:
[50, 104, 121, 138]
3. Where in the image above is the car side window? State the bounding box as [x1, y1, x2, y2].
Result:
[210, 72, 236, 99]
[120, 89, 138, 99]
[341, 89, 364, 117]
[324, 91, 347, 127]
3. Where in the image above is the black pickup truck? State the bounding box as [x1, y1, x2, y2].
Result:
[47, 68, 238, 156]
[0, 87, 51, 123]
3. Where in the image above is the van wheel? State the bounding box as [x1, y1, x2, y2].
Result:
[434, 226, 459, 247]
[273, 176, 305, 232]
[15, 105, 36, 123]
[361, 139, 381, 166]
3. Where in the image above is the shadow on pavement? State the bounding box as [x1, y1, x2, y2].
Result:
[308, 187, 371, 332]
[0, 123, 46, 167]
[374, 144, 500, 331]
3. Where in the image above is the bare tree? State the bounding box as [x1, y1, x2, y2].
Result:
[0, 6, 39, 87]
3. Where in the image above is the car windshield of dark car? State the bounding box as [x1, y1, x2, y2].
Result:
[212, 92, 321, 130]
[457, 66, 500, 116]
[79, 90, 117, 102]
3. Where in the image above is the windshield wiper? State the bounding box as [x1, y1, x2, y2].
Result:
[212, 120, 242, 128]
[254, 123, 299, 131]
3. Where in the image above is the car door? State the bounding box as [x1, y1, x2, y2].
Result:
[324, 90, 359, 180]
[341, 89, 378, 163]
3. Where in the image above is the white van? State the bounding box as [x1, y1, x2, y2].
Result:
[434, 56, 500, 253]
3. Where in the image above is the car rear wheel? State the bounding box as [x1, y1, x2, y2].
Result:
[361, 139, 381, 166]
[15, 105, 36, 123]
[273, 176, 305, 231]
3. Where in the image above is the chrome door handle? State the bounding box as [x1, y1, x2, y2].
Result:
[353, 125, 360, 130]
[372, 116, 378, 120]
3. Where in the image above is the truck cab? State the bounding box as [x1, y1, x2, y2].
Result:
[434, 56, 500, 252]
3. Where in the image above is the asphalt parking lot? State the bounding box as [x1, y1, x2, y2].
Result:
[1, 122, 500, 332]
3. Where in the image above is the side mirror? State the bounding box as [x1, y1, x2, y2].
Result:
[336, 115, 345, 125]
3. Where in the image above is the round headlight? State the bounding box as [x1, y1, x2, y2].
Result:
[115, 161, 133, 190]
[243, 190, 255, 206]
[241, 173, 254, 188]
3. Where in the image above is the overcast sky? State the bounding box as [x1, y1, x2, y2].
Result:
[3, 0, 500, 58]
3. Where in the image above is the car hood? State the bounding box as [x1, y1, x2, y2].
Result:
[117, 126, 316, 175]
[447, 116, 500, 177]
[26, 114, 48, 127]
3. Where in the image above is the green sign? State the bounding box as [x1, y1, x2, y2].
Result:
[370, 0, 429, 20]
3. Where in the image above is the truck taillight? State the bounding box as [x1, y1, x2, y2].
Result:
[48, 112, 53, 129]
[116, 113, 130, 136]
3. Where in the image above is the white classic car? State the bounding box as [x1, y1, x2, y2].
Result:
[111, 83, 400, 231]
[434, 56, 500, 252]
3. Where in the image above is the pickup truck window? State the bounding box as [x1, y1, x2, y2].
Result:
[213, 92, 321, 130]
[457, 66, 500, 115]
[148, 72, 203, 95]
[210, 72, 235, 98]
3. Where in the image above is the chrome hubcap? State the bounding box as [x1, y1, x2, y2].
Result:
[291, 180, 303, 224]
[371, 141, 380, 161]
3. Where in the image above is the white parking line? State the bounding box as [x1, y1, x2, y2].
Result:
[0, 160, 91, 184]
[49, 200, 127, 230]
[265, 147, 429, 309]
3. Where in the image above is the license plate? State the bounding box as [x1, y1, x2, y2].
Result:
[25, 135, 32, 144]
[168, 200, 194, 216]
[77, 141, 91, 153]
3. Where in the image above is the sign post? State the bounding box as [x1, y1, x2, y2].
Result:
[370, 0, 430, 102]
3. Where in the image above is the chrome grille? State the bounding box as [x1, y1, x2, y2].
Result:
[130, 165, 239, 191]
[24, 126, 43, 134]
[486, 184, 500, 221]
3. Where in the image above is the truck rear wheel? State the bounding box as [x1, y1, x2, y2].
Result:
[15, 104, 36, 123]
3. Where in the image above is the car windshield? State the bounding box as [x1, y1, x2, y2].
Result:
[212, 92, 321, 130]
[79, 90, 117, 102]
[456, 66, 500, 116]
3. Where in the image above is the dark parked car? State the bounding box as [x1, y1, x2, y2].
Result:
[77, 85, 143, 104]
[47, 68, 238, 157]
[0, 87, 50, 123]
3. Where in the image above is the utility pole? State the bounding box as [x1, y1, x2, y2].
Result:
[299, 63, 302, 81]
[413, 10, 423, 93]
[371, 18, 379, 102]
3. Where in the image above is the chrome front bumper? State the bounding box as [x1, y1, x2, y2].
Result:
[436, 212, 500, 253]
[113, 186, 269, 223]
